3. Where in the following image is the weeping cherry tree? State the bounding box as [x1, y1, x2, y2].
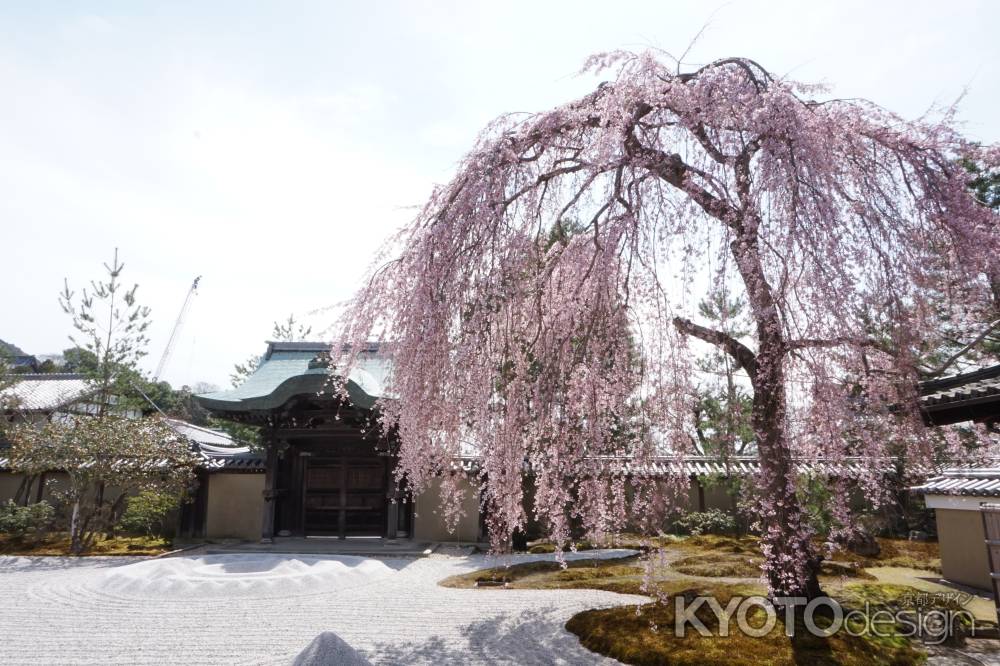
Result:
[336, 53, 1000, 599]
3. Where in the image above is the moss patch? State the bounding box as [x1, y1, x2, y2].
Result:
[441, 555, 645, 592]
[678, 534, 761, 554]
[526, 540, 595, 554]
[566, 583, 923, 666]
[829, 539, 941, 574]
[820, 560, 877, 581]
[0, 533, 172, 556]
[446, 536, 949, 664]
[529, 533, 686, 554]
[837, 582, 992, 640]
[672, 551, 763, 578]
[860, 567, 998, 623]
[675, 535, 939, 573]
[670, 535, 936, 579]
[672, 555, 875, 581]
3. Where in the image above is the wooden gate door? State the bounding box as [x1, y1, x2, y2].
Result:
[344, 459, 387, 536]
[303, 457, 386, 538]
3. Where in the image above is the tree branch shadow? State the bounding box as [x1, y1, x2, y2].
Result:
[294, 605, 608, 665]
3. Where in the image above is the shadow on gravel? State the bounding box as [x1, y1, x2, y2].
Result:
[367, 606, 597, 665]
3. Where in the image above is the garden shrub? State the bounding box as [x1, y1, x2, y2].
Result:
[0, 500, 55, 542]
[9, 415, 196, 554]
[118, 490, 178, 537]
[673, 509, 736, 536]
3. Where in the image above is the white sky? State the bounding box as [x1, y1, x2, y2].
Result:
[2, 0, 997, 390]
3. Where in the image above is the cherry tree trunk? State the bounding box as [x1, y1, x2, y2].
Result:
[752, 346, 824, 600]
[733, 234, 823, 600]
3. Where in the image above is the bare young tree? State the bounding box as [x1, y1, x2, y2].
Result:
[60, 248, 151, 415]
[10, 250, 197, 554]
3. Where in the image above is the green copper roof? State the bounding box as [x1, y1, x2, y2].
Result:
[196, 342, 386, 413]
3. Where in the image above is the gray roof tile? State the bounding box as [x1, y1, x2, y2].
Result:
[0, 374, 94, 412]
[920, 364, 1000, 407]
[912, 468, 1000, 496]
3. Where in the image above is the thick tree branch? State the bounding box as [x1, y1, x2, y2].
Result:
[502, 163, 589, 208]
[690, 122, 729, 164]
[629, 139, 739, 224]
[625, 103, 740, 228]
[677, 57, 774, 91]
[921, 317, 1000, 379]
[673, 316, 758, 377]
[734, 139, 761, 209]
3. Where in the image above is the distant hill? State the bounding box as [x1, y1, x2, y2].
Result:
[0, 339, 27, 357]
[0, 339, 41, 372]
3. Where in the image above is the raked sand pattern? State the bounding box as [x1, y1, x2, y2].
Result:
[0, 550, 645, 665]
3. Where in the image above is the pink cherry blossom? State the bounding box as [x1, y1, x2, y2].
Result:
[334, 53, 999, 598]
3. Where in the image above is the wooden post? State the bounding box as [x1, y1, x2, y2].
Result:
[261, 441, 278, 543]
[386, 479, 400, 542]
[980, 503, 1000, 628]
[34, 472, 46, 504]
[13, 475, 29, 506]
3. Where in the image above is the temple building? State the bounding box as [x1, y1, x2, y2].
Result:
[188, 341, 483, 544]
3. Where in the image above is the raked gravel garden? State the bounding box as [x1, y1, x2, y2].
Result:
[0, 549, 645, 665]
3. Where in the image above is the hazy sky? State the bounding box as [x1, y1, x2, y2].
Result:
[2, 0, 997, 390]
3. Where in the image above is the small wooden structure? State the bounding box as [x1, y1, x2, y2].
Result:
[914, 363, 1000, 591]
[981, 503, 1000, 625]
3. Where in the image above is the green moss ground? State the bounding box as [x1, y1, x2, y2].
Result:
[0, 533, 172, 556]
[442, 535, 977, 665]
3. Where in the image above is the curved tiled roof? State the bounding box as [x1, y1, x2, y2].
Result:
[160, 418, 266, 471]
[164, 418, 235, 448]
[190, 454, 951, 477]
[920, 364, 1000, 406]
[912, 468, 1000, 497]
[0, 418, 254, 472]
[919, 364, 1000, 425]
[196, 342, 387, 414]
[200, 451, 267, 471]
[451, 455, 950, 478]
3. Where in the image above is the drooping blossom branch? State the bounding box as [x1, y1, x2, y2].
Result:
[334, 51, 1000, 599]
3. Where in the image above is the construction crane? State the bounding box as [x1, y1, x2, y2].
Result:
[153, 276, 201, 381]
